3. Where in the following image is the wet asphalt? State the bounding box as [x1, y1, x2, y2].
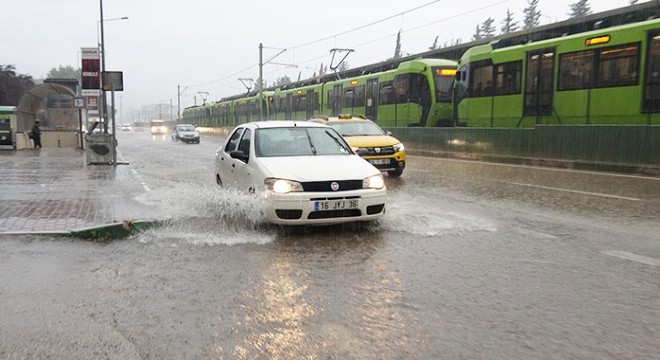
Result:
[1, 131, 659, 359]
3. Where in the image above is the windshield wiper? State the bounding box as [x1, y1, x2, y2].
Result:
[325, 130, 350, 154]
[305, 130, 317, 155]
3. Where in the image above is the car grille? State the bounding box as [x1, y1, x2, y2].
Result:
[276, 209, 303, 220]
[308, 209, 361, 219]
[301, 180, 363, 192]
[363, 146, 395, 155]
[367, 204, 385, 215]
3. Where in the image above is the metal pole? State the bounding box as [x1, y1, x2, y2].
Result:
[99, 0, 108, 134]
[111, 87, 117, 166]
[259, 43, 263, 121]
[177, 84, 181, 122]
[170, 99, 173, 121]
[78, 108, 84, 149]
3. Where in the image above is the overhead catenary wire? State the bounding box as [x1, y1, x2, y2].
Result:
[183, 0, 511, 105]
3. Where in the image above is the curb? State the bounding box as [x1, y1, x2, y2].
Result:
[68, 220, 159, 241]
[0, 220, 160, 241]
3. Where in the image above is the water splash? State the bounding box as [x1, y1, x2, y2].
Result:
[134, 183, 275, 246]
[380, 194, 497, 236]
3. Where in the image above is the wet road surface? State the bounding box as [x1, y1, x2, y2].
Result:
[1, 131, 659, 359]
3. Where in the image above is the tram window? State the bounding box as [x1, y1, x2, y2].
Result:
[326, 91, 332, 109]
[272, 96, 279, 112]
[394, 74, 410, 103]
[470, 63, 494, 97]
[644, 35, 660, 111]
[293, 95, 306, 112]
[559, 51, 594, 90]
[597, 44, 639, 88]
[379, 81, 395, 105]
[354, 86, 365, 107]
[495, 61, 522, 95]
[343, 88, 355, 107]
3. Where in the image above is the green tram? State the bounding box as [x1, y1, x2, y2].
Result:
[454, 18, 660, 127]
[182, 59, 457, 128]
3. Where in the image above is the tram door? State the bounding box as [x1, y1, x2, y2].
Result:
[366, 78, 378, 121]
[524, 48, 555, 122]
[306, 90, 315, 119]
[332, 85, 343, 116]
[285, 93, 292, 119]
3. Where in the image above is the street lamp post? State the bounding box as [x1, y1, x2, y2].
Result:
[98, 0, 127, 166]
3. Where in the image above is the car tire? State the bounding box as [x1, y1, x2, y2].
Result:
[387, 168, 403, 177]
[216, 174, 223, 187]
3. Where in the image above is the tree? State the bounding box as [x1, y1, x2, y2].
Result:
[0, 64, 34, 106]
[274, 76, 292, 87]
[481, 18, 496, 39]
[523, 0, 542, 29]
[46, 65, 80, 80]
[318, 62, 327, 76]
[569, 0, 592, 18]
[472, 24, 483, 41]
[429, 36, 439, 51]
[393, 30, 402, 59]
[501, 9, 519, 34]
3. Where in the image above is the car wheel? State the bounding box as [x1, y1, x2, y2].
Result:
[216, 174, 223, 187]
[387, 168, 403, 177]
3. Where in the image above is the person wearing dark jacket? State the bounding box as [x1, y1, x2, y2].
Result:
[31, 120, 42, 148]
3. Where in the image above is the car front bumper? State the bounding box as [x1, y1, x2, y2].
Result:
[261, 188, 387, 225]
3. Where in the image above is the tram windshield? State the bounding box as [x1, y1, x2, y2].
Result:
[432, 67, 455, 103]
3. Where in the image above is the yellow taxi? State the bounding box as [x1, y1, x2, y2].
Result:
[309, 115, 405, 177]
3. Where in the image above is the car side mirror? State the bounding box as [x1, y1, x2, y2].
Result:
[385, 130, 393, 136]
[230, 150, 249, 162]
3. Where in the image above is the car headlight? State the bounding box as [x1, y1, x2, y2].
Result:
[194, 131, 200, 137]
[393, 143, 405, 152]
[264, 178, 304, 194]
[363, 174, 385, 190]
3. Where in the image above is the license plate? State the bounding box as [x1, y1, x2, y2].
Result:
[315, 199, 359, 211]
[369, 159, 390, 165]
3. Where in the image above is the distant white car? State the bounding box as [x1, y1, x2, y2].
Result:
[215, 121, 387, 225]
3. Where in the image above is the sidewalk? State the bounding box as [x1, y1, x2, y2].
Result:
[0, 148, 155, 235]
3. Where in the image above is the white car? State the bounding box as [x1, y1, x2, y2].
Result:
[215, 121, 387, 225]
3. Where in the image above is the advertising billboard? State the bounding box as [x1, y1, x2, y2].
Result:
[81, 47, 100, 96]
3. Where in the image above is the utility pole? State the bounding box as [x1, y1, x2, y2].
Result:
[177, 84, 180, 122]
[170, 99, 173, 121]
[259, 43, 263, 121]
[99, 0, 107, 133]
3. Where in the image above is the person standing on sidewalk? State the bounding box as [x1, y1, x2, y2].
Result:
[31, 120, 42, 148]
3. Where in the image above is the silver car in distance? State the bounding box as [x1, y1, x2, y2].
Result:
[215, 121, 387, 225]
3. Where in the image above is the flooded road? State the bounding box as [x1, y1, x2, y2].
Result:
[1, 131, 659, 359]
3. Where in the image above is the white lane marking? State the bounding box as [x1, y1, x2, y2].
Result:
[131, 168, 151, 192]
[115, 149, 152, 192]
[602, 250, 660, 267]
[504, 181, 642, 202]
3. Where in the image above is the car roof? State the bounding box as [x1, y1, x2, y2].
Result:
[240, 120, 329, 129]
[176, 123, 194, 127]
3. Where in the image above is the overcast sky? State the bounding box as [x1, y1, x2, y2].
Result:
[1, 0, 636, 112]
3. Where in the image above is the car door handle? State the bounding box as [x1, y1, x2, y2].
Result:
[232, 164, 235, 168]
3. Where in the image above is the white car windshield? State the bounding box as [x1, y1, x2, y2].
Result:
[256, 127, 351, 157]
[330, 121, 385, 136]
